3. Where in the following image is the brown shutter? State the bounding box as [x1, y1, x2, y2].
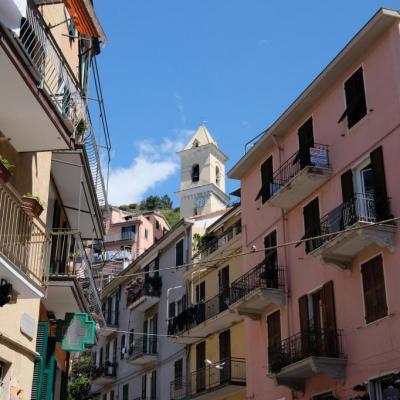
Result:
[322, 281, 338, 356]
[299, 295, 310, 334]
[341, 169, 354, 204]
[298, 117, 314, 169]
[267, 310, 281, 369]
[361, 255, 388, 324]
[370, 146, 391, 221]
[303, 198, 321, 253]
[256, 156, 273, 202]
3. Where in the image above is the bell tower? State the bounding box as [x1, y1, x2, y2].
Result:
[176, 124, 229, 218]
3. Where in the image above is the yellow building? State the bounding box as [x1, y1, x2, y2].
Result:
[170, 204, 246, 400]
[0, 0, 107, 398]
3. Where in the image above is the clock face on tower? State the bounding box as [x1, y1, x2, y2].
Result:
[195, 197, 206, 208]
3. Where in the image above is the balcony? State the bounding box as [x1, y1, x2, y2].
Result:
[169, 290, 242, 345]
[42, 230, 106, 326]
[92, 362, 117, 386]
[267, 144, 332, 209]
[0, 184, 50, 298]
[126, 337, 158, 366]
[126, 275, 162, 311]
[268, 329, 346, 392]
[307, 194, 396, 269]
[170, 358, 246, 400]
[230, 258, 285, 318]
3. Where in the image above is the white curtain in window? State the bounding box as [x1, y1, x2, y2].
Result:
[0, 0, 27, 35]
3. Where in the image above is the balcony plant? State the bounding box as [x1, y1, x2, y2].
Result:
[0, 155, 13, 185]
[21, 193, 44, 218]
[75, 118, 88, 148]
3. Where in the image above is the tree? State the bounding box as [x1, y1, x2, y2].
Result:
[68, 350, 94, 400]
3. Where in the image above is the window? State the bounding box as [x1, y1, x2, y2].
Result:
[216, 166, 221, 186]
[361, 254, 388, 323]
[297, 117, 314, 169]
[313, 392, 336, 400]
[145, 229, 149, 240]
[174, 359, 183, 390]
[0, 361, 6, 386]
[192, 164, 200, 182]
[263, 230, 278, 288]
[129, 329, 134, 352]
[156, 220, 160, 230]
[196, 342, 206, 392]
[175, 239, 184, 266]
[302, 197, 321, 253]
[102, 394, 107, 400]
[218, 266, 230, 312]
[151, 370, 157, 399]
[169, 302, 176, 319]
[219, 330, 231, 383]
[267, 310, 281, 369]
[120, 334, 126, 359]
[122, 384, 129, 400]
[339, 67, 367, 128]
[256, 156, 273, 203]
[370, 374, 400, 400]
[121, 225, 135, 241]
[193, 140, 199, 148]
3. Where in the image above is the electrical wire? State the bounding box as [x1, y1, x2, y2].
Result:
[105, 215, 400, 281]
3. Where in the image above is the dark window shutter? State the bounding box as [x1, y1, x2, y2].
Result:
[257, 156, 273, 203]
[299, 295, 310, 333]
[151, 370, 157, 399]
[321, 281, 338, 356]
[106, 342, 110, 362]
[303, 198, 321, 253]
[341, 170, 354, 204]
[121, 335, 126, 359]
[143, 320, 148, 353]
[174, 359, 183, 389]
[344, 67, 367, 128]
[176, 240, 184, 266]
[152, 314, 158, 353]
[298, 117, 314, 169]
[370, 146, 391, 221]
[142, 375, 147, 399]
[31, 322, 49, 400]
[169, 302, 176, 319]
[123, 384, 129, 400]
[361, 255, 388, 323]
[267, 310, 281, 368]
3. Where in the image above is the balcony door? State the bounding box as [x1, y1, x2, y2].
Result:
[196, 342, 206, 393]
[353, 160, 375, 222]
[219, 330, 231, 384]
[218, 266, 230, 312]
[196, 282, 206, 323]
[262, 231, 278, 288]
[297, 117, 314, 169]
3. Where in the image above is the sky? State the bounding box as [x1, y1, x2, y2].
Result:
[94, 0, 400, 207]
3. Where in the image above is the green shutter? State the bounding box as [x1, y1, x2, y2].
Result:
[31, 322, 49, 400]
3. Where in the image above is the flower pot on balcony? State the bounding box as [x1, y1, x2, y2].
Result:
[21, 195, 44, 218]
[74, 119, 88, 149]
[0, 156, 13, 185]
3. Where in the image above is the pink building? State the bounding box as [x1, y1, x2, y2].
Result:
[93, 207, 170, 288]
[228, 9, 400, 400]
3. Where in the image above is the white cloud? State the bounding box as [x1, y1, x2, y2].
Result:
[107, 131, 193, 205]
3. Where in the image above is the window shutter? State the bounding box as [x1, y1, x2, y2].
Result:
[370, 146, 391, 221]
[176, 240, 184, 266]
[341, 169, 354, 204]
[257, 156, 273, 203]
[143, 320, 148, 353]
[31, 322, 49, 400]
[169, 302, 176, 319]
[151, 370, 157, 399]
[321, 281, 338, 355]
[299, 295, 310, 334]
[123, 384, 129, 400]
[121, 335, 126, 359]
[303, 198, 321, 253]
[361, 255, 388, 323]
[298, 117, 314, 169]
[344, 67, 367, 128]
[267, 310, 281, 368]
[141, 375, 147, 399]
[152, 314, 158, 354]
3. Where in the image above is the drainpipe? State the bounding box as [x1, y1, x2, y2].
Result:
[272, 134, 291, 339]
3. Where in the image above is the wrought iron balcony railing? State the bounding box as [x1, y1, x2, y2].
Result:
[6, 0, 108, 208]
[0, 184, 51, 289]
[270, 144, 330, 197]
[230, 256, 285, 303]
[128, 336, 157, 359]
[50, 230, 106, 327]
[195, 220, 241, 259]
[304, 193, 387, 253]
[126, 275, 162, 308]
[93, 362, 117, 379]
[170, 357, 246, 400]
[268, 328, 344, 373]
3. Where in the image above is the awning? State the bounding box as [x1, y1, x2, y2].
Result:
[64, 0, 106, 45]
[0, 0, 27, 35]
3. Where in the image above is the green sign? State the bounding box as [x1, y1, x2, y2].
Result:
[58, 313, 95, 352]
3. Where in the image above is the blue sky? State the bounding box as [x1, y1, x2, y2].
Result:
[94, 1, 400, 207]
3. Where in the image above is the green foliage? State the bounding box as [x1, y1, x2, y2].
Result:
[0, 154, 13, 170]
[139, 194, 173, 210]
[159, 207, 181, 227]
[23, 192, 46, 206]
[68, 350, 94, 400]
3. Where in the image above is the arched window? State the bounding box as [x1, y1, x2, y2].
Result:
[216, 166, 221, 186]
[192, 164, 200, 182]
[192, 140, 199, 148]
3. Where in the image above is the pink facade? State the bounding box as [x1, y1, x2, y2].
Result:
[229, 10, 400, 400]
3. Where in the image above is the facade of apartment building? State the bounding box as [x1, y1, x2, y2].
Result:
[0, 0, 108, 398]
[92, 219, 192, 400]
[228, 8, 400, 400]
[93, 207, 170, 289]
[169, 204, 247, 400]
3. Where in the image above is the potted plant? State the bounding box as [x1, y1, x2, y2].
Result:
[67, 252, 79, 274]
[75, 118, 88, 148]
[21, 193, 44, 218]
[0, 155, 13, 185]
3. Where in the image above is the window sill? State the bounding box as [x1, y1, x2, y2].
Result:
[363, 312, 394, 328]
[346, 111, 370, 134]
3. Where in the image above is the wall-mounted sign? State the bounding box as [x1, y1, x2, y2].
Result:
[57, 313, 95, 352]
[20, 313, 35, 339]
[310, 147, 328, 167]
